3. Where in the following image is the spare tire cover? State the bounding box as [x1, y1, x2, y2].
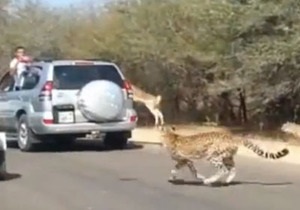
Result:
[77, 80, 124, 122]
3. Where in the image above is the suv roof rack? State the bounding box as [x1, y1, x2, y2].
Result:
[33, 58, 110, 62]
[33, 57, 53, 62]
[82, 59, 102, 61]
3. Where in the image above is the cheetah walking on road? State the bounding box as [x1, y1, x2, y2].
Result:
[160, 126, 289, 185]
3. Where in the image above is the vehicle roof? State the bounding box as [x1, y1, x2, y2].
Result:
[33, 59, 116, 65]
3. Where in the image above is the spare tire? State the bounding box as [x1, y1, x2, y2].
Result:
[77, 80, 124, 122]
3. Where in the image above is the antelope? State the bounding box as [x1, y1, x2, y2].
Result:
[131, 84, 164, 129]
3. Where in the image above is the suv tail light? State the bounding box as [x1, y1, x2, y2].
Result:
[39, 81, 53, 101]
[123, 80, 133, 98]
[130, 115, 137, 122]
[42, 119, 53, 124]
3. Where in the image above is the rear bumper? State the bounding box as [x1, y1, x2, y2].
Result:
[31, 121, 137, 135]
[29, 110, 138, 135]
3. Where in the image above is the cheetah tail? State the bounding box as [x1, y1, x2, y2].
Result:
[242, 139, 289, 159]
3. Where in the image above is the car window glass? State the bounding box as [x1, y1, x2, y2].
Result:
[21, 72, 40, 90]
[53, 65, 123, 90]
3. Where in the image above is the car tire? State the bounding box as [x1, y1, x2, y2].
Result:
[17, 114, 39, 152]
[103, 132, 128, 150]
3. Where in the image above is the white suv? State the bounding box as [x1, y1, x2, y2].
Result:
[0, 59, 137, 152]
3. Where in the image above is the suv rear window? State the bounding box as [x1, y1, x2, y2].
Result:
[53, 65, 123, 90]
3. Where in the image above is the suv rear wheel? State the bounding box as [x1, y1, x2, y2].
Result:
[17, 114, 40, 152]
[103, 132, 129, 150]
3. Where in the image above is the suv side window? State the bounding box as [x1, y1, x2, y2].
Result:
[21, 67, 41, 90]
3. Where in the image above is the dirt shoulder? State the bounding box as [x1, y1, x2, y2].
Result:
[131, 125, 300, 165]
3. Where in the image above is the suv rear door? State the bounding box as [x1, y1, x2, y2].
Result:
[51, 62, 129, 123]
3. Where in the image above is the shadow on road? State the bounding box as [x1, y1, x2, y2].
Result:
[0, 172, 22, 182]
[168, 179, 292, 187]
[7, 140, 143, 153]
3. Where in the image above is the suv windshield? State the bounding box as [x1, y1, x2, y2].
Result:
[53, 65, 123, 90]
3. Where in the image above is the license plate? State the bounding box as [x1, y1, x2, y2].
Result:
[58, 111, 74, 123]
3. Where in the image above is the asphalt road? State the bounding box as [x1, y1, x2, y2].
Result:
[0, 140, 299, 210]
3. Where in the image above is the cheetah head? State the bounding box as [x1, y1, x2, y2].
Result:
[160, 125, 177, 147]
[160, 125, 176, 133]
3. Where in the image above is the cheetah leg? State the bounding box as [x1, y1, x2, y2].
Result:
[225, 168, 236, 184]
[169, 159, 187, 181]
[203, 156, 228, 185]
[223, 156, 236, 184]
[186, 160, 205, 181]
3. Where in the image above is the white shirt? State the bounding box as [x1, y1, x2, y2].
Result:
[9, 58, 27, 88]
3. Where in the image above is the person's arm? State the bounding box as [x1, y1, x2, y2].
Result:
[9, 59, 18, 76]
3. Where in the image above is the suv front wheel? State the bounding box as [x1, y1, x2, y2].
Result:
[17, 114, 40, 152]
